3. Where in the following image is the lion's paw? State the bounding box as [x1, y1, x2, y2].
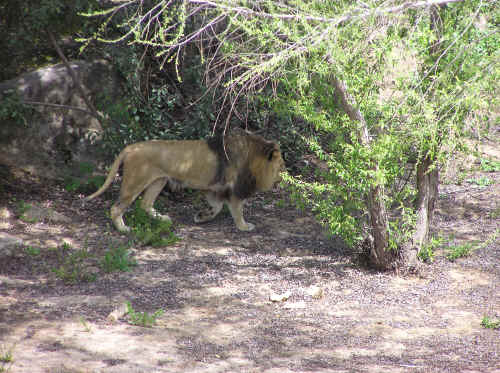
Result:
[113, 219, 131, 233]
[194, 210, 215, 223]
[237, 222, 255, 231]
[148, 209, 171, 222]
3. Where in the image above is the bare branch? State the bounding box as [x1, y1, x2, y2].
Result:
[21, 101, 101, 119]
[188, 0, 466, 26]
[48, 30, 105, 125]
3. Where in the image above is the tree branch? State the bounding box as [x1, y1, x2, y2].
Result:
[47, 30, 104, 125]
[188, 0, 465, 26]
[21, 100, 102, 120]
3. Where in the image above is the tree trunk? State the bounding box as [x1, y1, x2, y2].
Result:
[414, 156, 438, 247]
[402, 4, 443, 269]
[330, 76, 396, 270]
[403, 156, 439, 268]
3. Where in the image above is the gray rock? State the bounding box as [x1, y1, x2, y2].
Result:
[0, 232, 23, 257]
[20, 204, 71, 224]
[0, 60, 123, 179]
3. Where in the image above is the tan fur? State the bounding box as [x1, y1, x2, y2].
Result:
[86, 134, 284, 232]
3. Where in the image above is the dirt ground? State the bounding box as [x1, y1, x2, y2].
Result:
[0, 137, 499, 373]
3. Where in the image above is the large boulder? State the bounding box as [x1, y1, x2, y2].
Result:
[0, 60, 123, 179]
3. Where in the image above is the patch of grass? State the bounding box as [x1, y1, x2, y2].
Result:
[445, 229, 499, 262]
[51, 243, 97, 284]
[101, 245, 137, 273]
[465, 176, 494, 187]
[488, 203, 500, 219]
[481, 316, 500, 330]
[276, 199, 286, 208]
[0, 344, 14, 373]
[64, 162, 105, 193]
[127, 202, 179, 247]
[126, 301, 164, 328]
[16, 200, 31, 215]
[418, 235, 447, 263]
[479, 158, 500, 172]
[446, 242, 476, 261]
[79, 317, 92, 333]
[456, 170, 468, 185]
[24, 245, 40, 256]
[0, 350, 12, 363]
[16, 200, 37, 223]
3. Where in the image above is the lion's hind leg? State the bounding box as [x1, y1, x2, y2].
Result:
[141, 178, 171, 222]
[194, 191, 224, 224]
[111, 170, 156, 232]
[111, 201, 132, 233]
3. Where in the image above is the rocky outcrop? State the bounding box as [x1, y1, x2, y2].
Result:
[0, 60, 123, 179]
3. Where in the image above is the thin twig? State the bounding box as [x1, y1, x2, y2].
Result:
[21, 100, 101, 119]
[47, 30, 104, 125]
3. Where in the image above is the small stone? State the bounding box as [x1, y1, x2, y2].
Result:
[307, 285, 324, 299]
[269, 290, 292, 302]
[0, 207, 11, 219]
[107, 303, 129, 322]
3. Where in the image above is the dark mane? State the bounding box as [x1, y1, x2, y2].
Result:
[206, 134, 228, 185]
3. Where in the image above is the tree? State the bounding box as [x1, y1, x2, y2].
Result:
[82, 0, 499, 269]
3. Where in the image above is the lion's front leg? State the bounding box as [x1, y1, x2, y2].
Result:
[227, 195, 255, 231]
[194, 191, 224, 223]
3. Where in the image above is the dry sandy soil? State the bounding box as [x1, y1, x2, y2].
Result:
[0, 137, 499, 373]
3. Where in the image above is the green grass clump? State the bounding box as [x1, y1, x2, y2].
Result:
[126, 202, 179, 247]
[126, 302, 164, 328]
[446, 242, 476, 261]
[51, 243, 97, 284]
[481, 316, 500, 330]
[64, 162, 105, 193]
[101, 245, 137, 273]
[0, 344, 14, 373]
[465, 176, 493, 187]
[24, 245, 41, 256]
[479, 158, 500, 172]
[418, 235, 447, 263]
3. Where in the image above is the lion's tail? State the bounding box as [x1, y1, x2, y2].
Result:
[85, 149, 127, 201]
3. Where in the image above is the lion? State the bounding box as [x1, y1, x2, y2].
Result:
[85, 132, 284, 233]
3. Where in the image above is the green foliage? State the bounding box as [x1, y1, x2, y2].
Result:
[101, 245, 137, 273]
[489, 204, 500, 220]
[126, 302, 164, 328]
[443, 229, 498, 262]
[16, 200, 32, 217]
[83, 1, 499, 257]
[0, 90, 34, 127]
[126, 202, 179, 247]
[64, 162, 105, 193]
[24, 246, 41, 256]
[95, 50, 214, 157]
[481, 316, 500, 330]
[388, 206, 417, 251]
[479, 158, 500, 172]
[446, 242, 476, 261]
[51, 243, 97, 284]
[0, 348, 13, 363]
[465, 176, 494, 187]
[0, 0, 101, 80]
[418, 235, 447, 263]
[16, 201, 39, 223]
[0, 344, 14, 373]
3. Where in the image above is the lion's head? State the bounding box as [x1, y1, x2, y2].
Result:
[246, 134, 284, 191]
[207, 131, 284, 199]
